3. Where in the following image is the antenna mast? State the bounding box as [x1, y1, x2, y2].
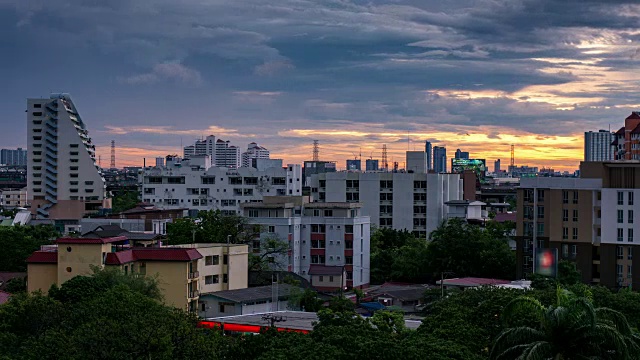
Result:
[382, 144, 388, 171]
[110, 140, 116, 169]
[312, 140, 319, 161]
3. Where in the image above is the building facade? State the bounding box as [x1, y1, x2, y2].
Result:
[433, 146, 447, 173]
[346, 159, 361, 171]
[1, 148, 27, 166]
[425, 141, 432, 171]
[584, 130, 614, 162]
[455, 149, 470, 159]
[309, 171, 462, 238]
[1, 188, 28, 209]
[241, 197, 371, 290]
[365, 159, 379, 172]
[613, 112, 640, 160]
[215, 140, 241, 169]
[241, 142, 270, 168]
[516, 162, 640, 290]
[27, 94, 107, 219]
[140, 158, 302, 215]
[406, 151, 427, 173]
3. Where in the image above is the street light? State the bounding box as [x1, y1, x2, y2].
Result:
[440, 271, 455, 298]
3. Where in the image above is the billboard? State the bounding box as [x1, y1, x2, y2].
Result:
[451, 158, 487, 178]
[535, 248, 558, 277]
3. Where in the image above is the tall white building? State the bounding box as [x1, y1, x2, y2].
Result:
[216, 140, 241, 169]
[184, 135, 216, 160]
[584, 130, 614, 162]
[309, 171, 462, 238]
[27, 94, 107, 219]
[155, 157, 165, 167]
[141, 157, 302, 215]
[406, 151, 427, 173]
[241, 142, 270, 168]
[241, 196, 371, 290]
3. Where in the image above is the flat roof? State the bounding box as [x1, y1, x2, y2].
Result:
[207, 311, 318, 331]
[303, 202, 362, 209]
[201, 284, 298, 303]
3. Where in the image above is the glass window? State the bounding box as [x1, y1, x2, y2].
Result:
[572, 191, 578, 204]
[617, 228, 624, 242]
[572, 228, 578, 240]
[562, 227, 568, 240]
[562, 190, 568, 204]
[629, 192, 634, 206]
[618, 210, 624, 224]
[617, 246, 624, 259]
[618, 191, 624, 205]
[562, 209, 568, 222]
[572, 209, 578, 222]
[629, 228, 634, 243]
[629, 210, 634, 224]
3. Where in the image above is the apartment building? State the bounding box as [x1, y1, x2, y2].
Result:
[1, 188, 28, 209]
[1, 148, 27, 166]
[240, 196, 371, 290]
[516, 161, 640, 290]
[308, 172, 462, 238]
[27, 94, 108, 219]
[216, 140, 241, 169]
[26, 236, 203, 310]
[241, 142, 270, 168]
[584, 130, 614, 162]
[613, 112, 640, 160]
[140, 157, 302, 215]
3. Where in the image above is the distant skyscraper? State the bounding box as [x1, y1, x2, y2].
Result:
[0, 148, 27, 166]
[425, 141, 432, 171]
[584, 130, 614, 162]
[455, 149, 469, 159]
[365, 159, 379, 171]
[155, 157, 165, 167]
[215, 139, 240, 168]
[494, 159, 501, 173]
[241, 142, 270, 168]
[433, 146, 447, 173]
[346, 159, 361, 171]
[184, 135, 216, 159]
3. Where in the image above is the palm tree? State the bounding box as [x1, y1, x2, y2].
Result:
[490, 288, 640, 360]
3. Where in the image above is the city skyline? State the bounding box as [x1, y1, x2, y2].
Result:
[2, 1, 639, 171]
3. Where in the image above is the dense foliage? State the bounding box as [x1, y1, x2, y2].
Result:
[0, 224, 58, 272]
[111, 190, 140, 214]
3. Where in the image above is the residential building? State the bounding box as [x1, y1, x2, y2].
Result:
[140, 157, 302, 215]
[102, 203, 187, 231]
[241, 196, 371, 290]
[494, 159, 501, 173]
[303, 161, 336, 185]
[368, 282, 431, 313]
[425, 141, 433, 171]
[455, 149, 470, 159]
[446, 200, 487, 223]
[174, 243, 249, 294]
[309, 171, 462, 238]
[241, 142, 270, 168]
[27, 94, 108, 219]
[252, 158, 283, 171]
[216, 140, 241, 169]
[406, 151, 426, 173]
[26, 236, 203, 311]
[433, 146, 447, 173]
[1, 188, 27, 209]
[1, 148, 27, 166]
[365, 159, 379, 172]
[183, 145, 195, 158]
[584, 130, 614, 162]
[346, 159, 361, 171]
[155, 157, 165, 167]
[516, 161, 640, 290]
[184, 135, 216, 160]
[613, 112, 640, 160]
[198, 284, 301, 318]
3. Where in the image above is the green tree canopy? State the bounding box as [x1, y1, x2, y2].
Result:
[0, 224, 59, 272]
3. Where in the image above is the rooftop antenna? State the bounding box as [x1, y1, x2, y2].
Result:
[312, 140, 319, 161]
[110, 140, 116, 169]
[98, 155, 102, 168]
[510, 144, 515, 176]
[382, 144, 388, 171]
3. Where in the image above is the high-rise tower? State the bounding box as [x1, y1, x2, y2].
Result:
[27, 94, 106, 219]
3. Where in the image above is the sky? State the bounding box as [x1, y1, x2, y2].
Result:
[1, 0, 639, 171]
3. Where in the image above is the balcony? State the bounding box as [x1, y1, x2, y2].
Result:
[189, 290, 200, 299]
[188, 271, 199, 280]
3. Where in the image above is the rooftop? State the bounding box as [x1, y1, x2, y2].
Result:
[26, 251, 58, 264]
[303, 202, 362, 209]
[201, 284, 298, 303]
[56, 236, 128, 244]
[308, 265, 344, 276]
[205, 311, 318, 331]
[105, 248, 203, 265]
[436, 277, 511, 288]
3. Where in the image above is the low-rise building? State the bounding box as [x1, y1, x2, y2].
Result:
[241, 196, 370, 291]
[198, 284, 301, 318]
[1, 188, 28, 209]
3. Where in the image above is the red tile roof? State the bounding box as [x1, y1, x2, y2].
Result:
[308, 265, 344, 276]
[105, 248, 202, 265]
[56, 236, 128, 244]
[26, 251, 58, 264]
[626, 112, 640, 120]
[615, 126, 626, 136]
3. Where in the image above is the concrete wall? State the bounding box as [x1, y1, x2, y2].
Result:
[146, 261, 190, 310]
[27, 263, 57, 293]
[57, 243, 108, 284]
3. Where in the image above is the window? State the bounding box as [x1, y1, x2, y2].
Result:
[32, 111, 42, 116]
[629, 247, 634, 260]
[572, 191, 578, 204]
[223, 255, 228, 265]
[345, 256, 353, 264]
[205, 275, 219, 284]
[629, 210, 634, 224]
[571, 245, 577, 258]
[562, 209, 568, 222]
[618, 191, 624, 205]
[629, 229, 634, 243]
[205, 255, 219, 266]
[311, 255, 325, 264]
[311, 240, 325, 249]
[618, 210, 624, 224]
[268, 226, 275, 233]
[618, 228, 624, 242]
[70, 144, 79, 148]
[70, 159, 78, 163]
[562, 190, 568, 204]
[324, 210, 333, 217]
[70, 166, 78, 171]
[617, 246, 624, 260]
[319, 276, 324, 282]
[537, 190, 545, 201]
[572, 228, 578, 240]
[329, 276, 334, 282]
[629, 192, 635, 206]
[248, 209, 259, 217]
[572, 209, 578, 222]
[70, 151, 79, 156]
[628, 265, 633, 279]
[537, 206, 544, 219]
[562, 244, 569, 258]
[33, 104, 42, 108]
[345, 240, 353, 249]
[617, 264, 623, 278]
[223, 274, 228, 283]
[562, 227, 568, 240]
[345, 225, 353, 234]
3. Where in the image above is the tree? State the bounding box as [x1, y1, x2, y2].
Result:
[0, 224, 59, 272]
[426, 218, 516, 280]
[530, 260, 582, 290]
[491, 288, 640, 360]
[370, 310, 406, 334]
[370, 228, 429, 283]
[166, 210, 258, 245]
[327, 295, 355, 313]
[111, 190, 139, 214]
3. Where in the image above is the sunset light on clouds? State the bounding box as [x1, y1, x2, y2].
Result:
[1, 0, 639, 171]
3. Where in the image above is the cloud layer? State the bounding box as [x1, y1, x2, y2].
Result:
[1, 0, 639, 170]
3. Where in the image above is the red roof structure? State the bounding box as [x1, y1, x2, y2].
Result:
[26, 251, 58, 264]
[0, 290, 11, 305]
[105, 248, 202, 265]
[626, 111, 640, 120]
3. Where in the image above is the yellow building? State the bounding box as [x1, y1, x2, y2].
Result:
[26, 236, 203, 312]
